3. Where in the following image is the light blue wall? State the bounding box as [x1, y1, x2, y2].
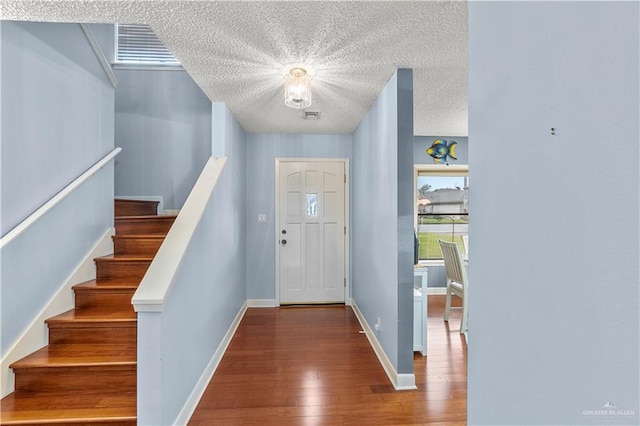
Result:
[395, 69, 414, 374]
[352, 70, 407, 371]
[1, 21, 114, 354]
[1, 21, 114, 234]
[87, 24, 114, 63]
[114, 69, 212, 209]
[139, 103, 246, 424]
[423, 266, 447, 289]
[244, 133, 352, 300]
[468, 2, 639, 425]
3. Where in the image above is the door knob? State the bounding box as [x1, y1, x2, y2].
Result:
[281, 239, 287, 245]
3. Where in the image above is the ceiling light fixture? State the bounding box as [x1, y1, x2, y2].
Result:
[284, 67, 311, 109]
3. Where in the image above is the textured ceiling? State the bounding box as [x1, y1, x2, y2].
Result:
[2, 1, 468, 136]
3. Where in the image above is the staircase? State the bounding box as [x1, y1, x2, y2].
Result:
[1, 199, 176, 425]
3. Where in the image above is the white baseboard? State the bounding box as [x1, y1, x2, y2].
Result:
[350, 300, 417, 391]
[174, 301, 248, 425]
[396, 373, 418, 390]
[247, 299, 278, 308]
[427, 287, 447, 295]
[1, 228, 114, 397]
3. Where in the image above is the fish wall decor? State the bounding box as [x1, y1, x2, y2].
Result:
[426, 139, 457, 165]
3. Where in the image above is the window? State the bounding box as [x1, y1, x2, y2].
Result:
[415, 166, 468, 260]
[306, 193, 318, 217]
[115, 24, 180, 66]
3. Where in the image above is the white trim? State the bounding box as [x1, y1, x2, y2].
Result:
[396, 373, 418, 390]
[419, 259, 444, 267]
[415, 164, 469, 174]
[274, 159, 279, 304]
[350, 300, 417, 391]
[0, 148, 121, 249]
[112, 64, 185, 72]
[175, 302, 247, 425]
[80, 24, 117, 88]
[276, 158, 348, 163]
[344, 159, 350, 303]
[132, 157, 226, 312]
[1, 228, 114, 397]
[414, 165, 418, 230]
[274, 158, 350, 305]
[247, 299, 278, 308]
[427, 287, 447, 295]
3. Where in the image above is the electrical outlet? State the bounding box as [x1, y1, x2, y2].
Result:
[374, 317, 381, 332]
[257, 213, 267, 222]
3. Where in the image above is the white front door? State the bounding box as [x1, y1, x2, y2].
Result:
[277, 160, 346, 304]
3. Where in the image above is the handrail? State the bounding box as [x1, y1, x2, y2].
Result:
[0, 147, 122, 249]
[132, 157, 227, 312]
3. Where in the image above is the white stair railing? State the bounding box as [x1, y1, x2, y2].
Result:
[132, 156, 226, 311]
[0, 147, 122, 249]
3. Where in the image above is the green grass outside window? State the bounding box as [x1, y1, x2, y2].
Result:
[418, 233, 466, 259]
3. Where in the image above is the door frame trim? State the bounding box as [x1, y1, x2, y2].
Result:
[274, 158, 350, 306]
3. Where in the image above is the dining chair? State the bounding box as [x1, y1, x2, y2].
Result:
[461, 235, 469, 255]
[439, 239, 468, 334]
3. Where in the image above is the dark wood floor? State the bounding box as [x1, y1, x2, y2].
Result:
[189, 295, 467, 425]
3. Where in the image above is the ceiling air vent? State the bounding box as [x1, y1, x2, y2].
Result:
[303, 111, 321, 120]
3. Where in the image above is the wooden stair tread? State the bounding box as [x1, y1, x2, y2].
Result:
[1, 391, 136, 425]
[79, 278, 143, 287]
[114, 215, 175, 236]
[114, 214, 176, 219]
[10, 344, 136, 369]
[112, 234, 165, 240]
[97, 254, 154, 260]
[46, 308, 136, 324]
[95, 255, 154, 262]
[112, 234, 165, 257]
[94, 256, 151, 282]
[115, 198, 158, 203]
[72, 283, 136, 314]
[115, 198, 159, 217]
[73, 280, 138, 291]
[113, 215, 176, 226]
[2, 198, 175, 425]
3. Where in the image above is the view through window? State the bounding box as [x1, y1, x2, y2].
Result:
[114, 24, 180, 66]
[416, 170, 468, 260]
